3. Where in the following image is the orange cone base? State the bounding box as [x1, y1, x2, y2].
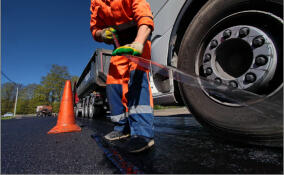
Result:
[47, 124, 81, 134]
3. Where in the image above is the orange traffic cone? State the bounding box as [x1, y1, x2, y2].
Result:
[47, 80, 81, 134]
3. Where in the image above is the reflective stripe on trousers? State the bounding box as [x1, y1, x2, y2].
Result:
[129, 105, 153, 115]
[109, 105, 152, 123]
[110, 112, 128, 123]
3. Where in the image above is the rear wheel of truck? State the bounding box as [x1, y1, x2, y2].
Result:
[88, 96, 95, 119]
[89, 104, 94, 119]
[89, 95, 105, 118]
[84, 105, 89, 118]
[89, 104, 104, 118]
[177, 0, 283, 147]
[84, 100, 90, 118]
[83, 97, 89, 118]
[75, 107, 80, 118]
[82, 104, 86, 118]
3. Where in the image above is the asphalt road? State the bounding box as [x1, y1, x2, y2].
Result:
[1, 117, 118, 174]
[2, 108, 283, 174]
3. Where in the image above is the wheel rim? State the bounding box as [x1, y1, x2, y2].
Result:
[196, 10, 283, 106]
[75, 108, 79, 118]
[85, 105, 89, 118]
[89, 104, 94, 118]
[81, 108, 84, 118]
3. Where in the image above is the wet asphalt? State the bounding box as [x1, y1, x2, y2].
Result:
[1, 110, 283, 174]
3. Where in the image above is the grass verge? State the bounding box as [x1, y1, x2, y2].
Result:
[154, 105, 181, 110]
[1, 116, 15, 120]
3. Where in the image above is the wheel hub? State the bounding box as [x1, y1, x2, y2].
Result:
[202, 25, 277, 91]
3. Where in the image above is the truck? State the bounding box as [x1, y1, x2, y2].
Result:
[75, 0, 283, 147]
[36, 105, 52, 117]
[74, 49, 111, 119]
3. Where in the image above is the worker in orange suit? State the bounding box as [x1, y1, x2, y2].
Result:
[90, 0, 154, 153]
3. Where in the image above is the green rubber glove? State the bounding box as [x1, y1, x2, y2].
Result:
[101, 27, 118, 44]
[112, 42, 144, 56]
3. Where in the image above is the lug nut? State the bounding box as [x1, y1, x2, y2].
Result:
[245, 73, 256, 83]
[210, 40, 218, 49]
[223, 29, 232, 39]
[255, 56, 268, 66]
[239, 27, 250, 38]
[215, 78, 222, 85]
[205, 67, 213, 76]
[253, 36, 265, 47]
[229, 81, 238, 88]
[204, 54, 211, 62]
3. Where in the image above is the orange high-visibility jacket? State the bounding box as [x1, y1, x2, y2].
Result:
[90, 0, 154, 41]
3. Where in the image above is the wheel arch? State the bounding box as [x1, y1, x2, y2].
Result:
[167, 0, 209, 103]
[167, 0, 209, 67]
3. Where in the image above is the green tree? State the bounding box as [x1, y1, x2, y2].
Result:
[1, 83, 22, 114]
[41, 64, 71, 104]
[16, 84, 39, 114]
[2, 65, 74, 114]
[16, 99, 29, 114]
[28, 85, 50, 113]
[71, 75, 79, 91]
[52, 101, 60, 114]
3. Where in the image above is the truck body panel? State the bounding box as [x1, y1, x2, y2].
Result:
[76, 49, 112, 98]
[148, 0, 186, 66]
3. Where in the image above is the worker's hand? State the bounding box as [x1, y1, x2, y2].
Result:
[112, 42, 144, 56]
[100, 27, 117, 44]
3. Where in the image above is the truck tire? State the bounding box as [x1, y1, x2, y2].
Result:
[82, 104, 86, 118]
[88, 96, 95, 119]
[75, 107, 79, 118]
[84, 105, 88, 118]
[177, 0, 283, 147]
[89, 104, 104, 118]
[89, 104, 94, 119]
[84, 97, 89, 118]
[89, 96, 97, 119]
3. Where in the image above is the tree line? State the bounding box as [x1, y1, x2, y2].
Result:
[1, 64, 79, 115]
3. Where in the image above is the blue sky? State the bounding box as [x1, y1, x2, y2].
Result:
[2, 0, 113, 85]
